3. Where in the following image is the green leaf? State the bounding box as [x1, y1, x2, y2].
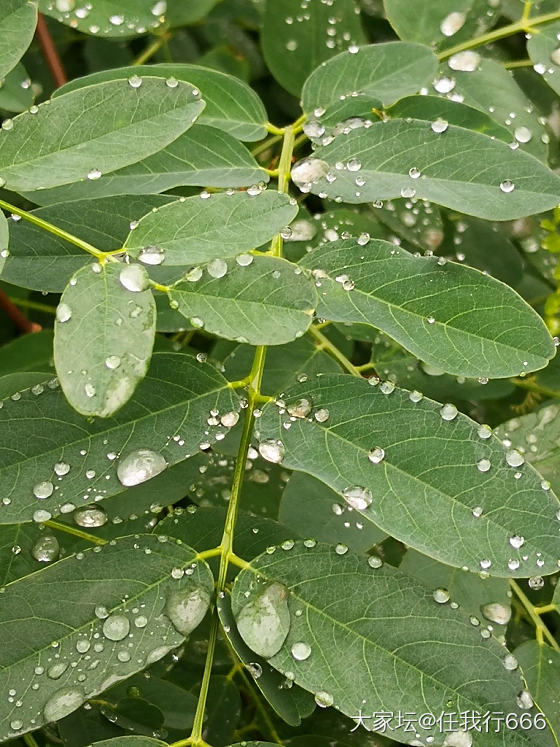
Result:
[205, 675, 241, 746]
[0, 351, 240, 524]
[515, 641, 560, 740]
[301, 42, 438, 118]
[437, 58, 548, 161]
[124, 192, 298, 266]
[0, 372, 53, 400]
[388, 94, 512, 143]
[280, 472, 386, 553]
[0, 535, 213, 740]
[256, 374, 560, 577]
[38, 0, 168, 38]
[217, 594, 316, 727]
[495, 403, 560, 495]
[0, 522, 52, 583]
[262, 0, 365, 96]
[231, 542, 550, 746]
[527, 21, 560, 96]
[1, 195, 174, 293]
[0, 0, 37, 80]
[0, 78, 204, 193]
[166, 0, 217, 26]
[299, 121, 560, 219]
[0, 330, 54, 375]
[168, 256, 316, 346]
[54, 262, 156, 418]
[90, 739, 168, 747]
[384, 0, 499, 49]
[20, 126, 266, 205]
[55, 64, 267, 141]
[0, 63, 34, 113]
[300, 239, 554, 378]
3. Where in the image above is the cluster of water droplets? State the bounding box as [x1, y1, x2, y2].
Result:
[282, 4, 361, 56]
[45, 0, 167, 35]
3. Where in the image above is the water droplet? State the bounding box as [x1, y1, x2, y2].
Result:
[56, 303, 72, 323]
[314, 408, 330, 422]
[287, 398, 312, 418]
[368, 555, 383, 568]
[409, 166, 421, 179]
[477, 424, 492, 439]
[505, 449, 524, 467]
[315, 690, 334, 708]
[342, 486, 372, 510]
[482, 602, 511, 625]
[105, 355, 121, 370]
[165, 583, 211, 635]
[151, 0, 166, 15]
[409, 390, 423, 402]
[516, 689, 533, 709]
[32, 534, 60, 562]
[503, 653, 518, 670]
[236, 253, 253, 266]
[117, 448, 167, 486]
[207, 258, 228, 278]
[550, 48, 560, 65]
[128, 75, 142, 88]
[380, 381, 395, 395]
[477, 458, 491, 473]
[74, 506, 107, 528]
[291, 158, 329, 188]
[514, 126, 532, 143]
[440, 11, 466, 36]
[54, 461, 70, 476]
[165, 76, 179, 88]
[220, 411, 239, 427]
[87, 168, 102, 180]
[44, 687, 84, 722]
[400, 186, 416, 199]
[528, 576, 544, 590]
[33, 481, 54, 500]
[119, 264, 149, 292]
[499, 180, 515, 193]
[508, 558, 520, 571]
[448, 51, 480, 71]
[109, 14, 124, 25]
[258, 439, 285, 464]
[509, 535, 525, 549]
[440, 403, 458, 421]
[303, 120, 325, 138]
[103, 614, 130, 641]
[138, 245, 165, 265]
[433, 588, 450, 603]
[347, 158, 361, 172]
[433, 76, 455, 94]
[368, 447, 385, 464]
[84, 382, 96, 399]
[479, 558, 492, 570]
[431, 118, 449, 134]
[236, 582, 290, 658]
[291, 641, 311, 660]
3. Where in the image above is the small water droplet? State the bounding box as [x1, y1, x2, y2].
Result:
[509, 535, 525, 549]
[128, 75, 142, 88]
[499, 180, 515, 193]
[368, 446, 385, 464]
[315, 690, 334, 708]
[87, 168, 102, 180]
[440, 10, 466, 36]
[448, 51, 480, 71]
[433, 588, 450, 604]
[440, 403, 458, 421]
[342, 485, 372, 510]
[482, 602, 511, 625]
[431, 118, 449, 134]
[44, 687, 84, 722]
[505, 449, 524, 467]
[477, 458, 491, 473]
[138, 245, 165, 265]
[207, 258, 228, 278]
[56, 303, 72, 323]
[105, 355, 121, 370]
[74, 506, 107, 528]
[32, 534, 60, 562]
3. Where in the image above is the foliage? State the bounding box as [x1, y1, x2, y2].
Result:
[0, 1, 560, 746]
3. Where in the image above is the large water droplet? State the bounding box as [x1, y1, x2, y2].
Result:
[32, 534, 60, 562]
[165, 582, 211, 635]
[236, 582, 290, 658]
[291, 158, 329, 188]
[33, 481, 54, 499]
[505, 449, 524, 467]
[207, 258, 228, 278]
[102, 614, 130, 641]
[440, 10, 466, 36]
[44, 687, 84, 722]
[499, 180, 515, 194]
[342, 485, 372, 510]
[433, 588, 450, 604]
[138, 245, 165, 265]
[315, 690, 334, 708]
[258, 439, 285, 464]
[368, 446, 385, 464]
[440, 403, 458, 421]
[482, 602, 511, 625]
[117, 448, 167, 486]
[448, 51, 480, 71]
[56, 303, 72, 323]
[119, 264, 149, 292]
[73, 506, 108, 528]
[291, 641, 311, 660]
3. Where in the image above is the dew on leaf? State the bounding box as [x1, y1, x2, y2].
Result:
[207, 258, 228, 278]
[138, 245, 165, 265]
[117, 448, 167, 486]
[44, 688, 85, 722]
[236, 582, 291, 658]
[431, 118, 449, 134]
[291, 641, 311, 660]
[56, 303, 72, 323]
[119, 264, 149, 292]
[433, 588, 450, 604]
[505, 449, 524, 467]
[315, 690, 334, 708]
[440, 403, 458, 421]
[482, 602, 511, 625]
[165, 583, 211, 635]
[342, 486, 372, 510]
[499, 180, 515, 194]
[440, 11, 466, 36]
[258, 439, 285, 464]
[448, 51, 481, 71]
[73, 506, 108, 528]
[102, 614, 130, 641]
[368, 447, 385, 464]
[33, 481, 54, 500]
[31, 534, 60, 562]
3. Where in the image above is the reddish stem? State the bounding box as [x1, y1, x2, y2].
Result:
[0, 289, 42, 334]
[36, 14, 68, 88]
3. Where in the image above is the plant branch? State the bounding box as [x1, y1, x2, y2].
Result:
[44, 520, 107, 546]
[0, 200, 104, 259]
[0, 289, 41, 334]
[510, 580, 560, 652]
[511, 377, 560, 400]
[438, 9, 560, 60]
[133, 33, 170, 65]
[308, 324, 378, 378]
[36, 14, 67, 87]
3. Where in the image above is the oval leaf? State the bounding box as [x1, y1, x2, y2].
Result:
[55, 64, 267, 141]
[0, 352, 240, 524]
[231, 542, 551, 746]
[301, 120, 560, 219]
[300, 239, 554, 378]
[21, 126, 266, 205]
[527, 21, 560, 96]
[168, 256, 317, 346]
[54, 262, 156, 417]
[0, 0, 37, 80]
[0, 78, 205, 193]
[262, 0, 365, 96]
[39, 0, 167, 38]
[124, 192, 298, 266]
[302, 42, 438, 114]
[256, 374, 560, 576]
[0, 535, 213, 740]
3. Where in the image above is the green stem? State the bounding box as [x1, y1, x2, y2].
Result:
[133, 33, 169, 65]
[0, 199, 103, 259]
[185, 613, 220, 746]
[510, 580, 560, 652]
[8, 297, 56, 315]
[270, 124, 295, 257]
[23, 734, 39, 747]
[251, 134, 282, 158]
[44, 520, 107, 546]
[511, 378, 560, 400]
[438, 9, 560, 60]
[308, 325, 368, 377]
[504, 58, 534, 69]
